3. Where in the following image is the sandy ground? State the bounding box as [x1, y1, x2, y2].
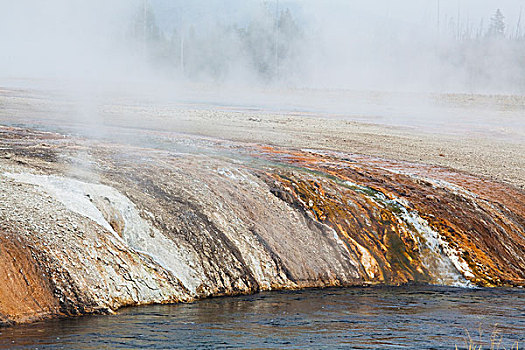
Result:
[0, 85, 523, 189]
[190, 110, 525, 189]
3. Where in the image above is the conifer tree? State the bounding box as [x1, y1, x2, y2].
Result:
[488, 9, 505, 38]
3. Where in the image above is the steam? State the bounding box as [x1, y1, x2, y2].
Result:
[1, 0, 525, 93]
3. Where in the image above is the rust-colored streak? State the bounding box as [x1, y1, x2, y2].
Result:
[0, 232, 60, 326]
[255, 146, 525, 287]
[267, 172, 430, 285]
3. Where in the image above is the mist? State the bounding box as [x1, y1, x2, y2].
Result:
[1, 0, 525, 94]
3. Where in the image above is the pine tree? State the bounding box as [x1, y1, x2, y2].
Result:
[488, 9, 505, 38]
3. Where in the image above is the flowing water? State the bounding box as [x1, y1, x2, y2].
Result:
[1, 286, 523, 349]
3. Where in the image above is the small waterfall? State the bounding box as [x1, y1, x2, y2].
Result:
[371, 191, 474, 287]
[341, 179, 473, 287]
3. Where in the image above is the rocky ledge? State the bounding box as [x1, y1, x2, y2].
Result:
[0, 126, 523, 326]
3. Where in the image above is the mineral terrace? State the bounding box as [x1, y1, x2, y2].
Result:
[0, 125, 524, 326]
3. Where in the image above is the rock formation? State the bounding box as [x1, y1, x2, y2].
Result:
[0, 126, 523, 326]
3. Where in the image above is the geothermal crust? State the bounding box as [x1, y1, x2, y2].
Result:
[0, 126, 524, 326]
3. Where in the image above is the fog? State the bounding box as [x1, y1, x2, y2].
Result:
[1, 0, 525, 95]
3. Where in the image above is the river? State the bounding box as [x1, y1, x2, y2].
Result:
[1, 286, 523, 349]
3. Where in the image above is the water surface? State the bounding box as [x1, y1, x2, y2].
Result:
[1, 286, 523, 349]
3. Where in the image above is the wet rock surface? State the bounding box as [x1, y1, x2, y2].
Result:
[0, 126, 523, 325]
[251, 146, 525, 287]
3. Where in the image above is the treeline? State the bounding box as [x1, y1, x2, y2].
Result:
[128, 2, 302, 83]
[443, 9, 521, 41]
[128, 4, 525, 92]
[437, 9, 525, 92]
